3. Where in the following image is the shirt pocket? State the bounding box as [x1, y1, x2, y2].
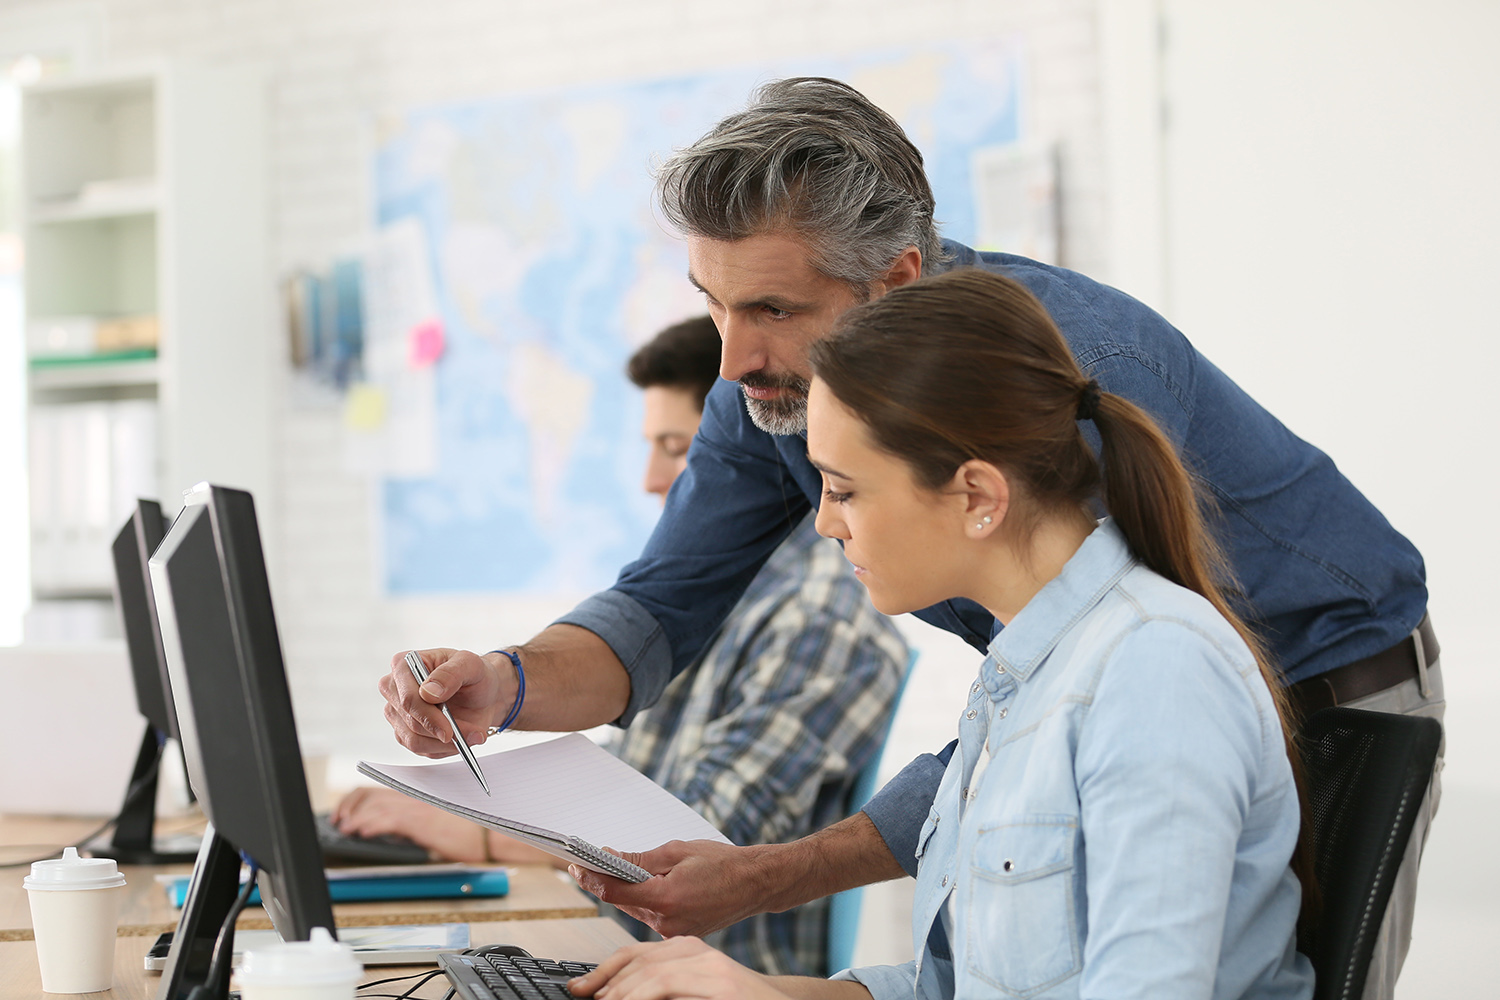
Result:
[964, 820, 1082, 997]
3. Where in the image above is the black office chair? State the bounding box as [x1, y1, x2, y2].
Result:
[1296, 706, 1442, 1000]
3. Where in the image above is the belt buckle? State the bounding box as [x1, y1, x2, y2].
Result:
[1413, 623, 1433, 699]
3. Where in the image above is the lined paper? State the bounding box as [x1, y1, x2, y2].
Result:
[357, 733, 730, 869]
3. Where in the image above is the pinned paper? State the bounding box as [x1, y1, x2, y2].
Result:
[408, 319, 445, 368]
[344, 382, 389, 431]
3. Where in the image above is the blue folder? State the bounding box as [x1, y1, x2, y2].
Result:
[164, 867, 510, 908]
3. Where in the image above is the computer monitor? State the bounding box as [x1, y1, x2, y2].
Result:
[105, 500, 198, 864]
[149, 483, 334, 1000]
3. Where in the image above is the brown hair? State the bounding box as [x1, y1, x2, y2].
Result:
[626, 315, 722, 412]
[810, 268, 1317, 917]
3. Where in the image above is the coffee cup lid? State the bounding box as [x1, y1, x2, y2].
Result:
[239, 927, 361, 986]
[23, 847, 127, 891]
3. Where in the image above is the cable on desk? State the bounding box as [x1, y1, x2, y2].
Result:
[359, 969, 449, 992]
[356, 968, 447, 998]
[186, 856, 259, 1000]
[0, 753, 163, 868]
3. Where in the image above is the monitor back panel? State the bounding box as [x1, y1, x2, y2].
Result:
[150, 486, 333, 939]
[111, 500, 177, 737]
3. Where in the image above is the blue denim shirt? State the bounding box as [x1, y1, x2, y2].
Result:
[555, 241, 1426, 871]
[834, 521, 1314, 1000]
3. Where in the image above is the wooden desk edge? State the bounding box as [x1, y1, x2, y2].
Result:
[0, 903, 600, 942]
[0, 916, 638, 1000]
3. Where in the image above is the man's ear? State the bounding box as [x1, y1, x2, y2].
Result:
[871, 246, 922, 298]
[948, 459, 1010, 538]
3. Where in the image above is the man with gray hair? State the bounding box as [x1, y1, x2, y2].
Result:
[380, 78, 1438, 998]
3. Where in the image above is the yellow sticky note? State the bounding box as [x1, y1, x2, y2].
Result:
[344, 383, 388, 431]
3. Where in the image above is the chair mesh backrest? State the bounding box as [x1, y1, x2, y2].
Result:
[1297, 707, 1441, 1000]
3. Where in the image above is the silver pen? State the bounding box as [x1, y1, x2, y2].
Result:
[405, 650, 491, 796]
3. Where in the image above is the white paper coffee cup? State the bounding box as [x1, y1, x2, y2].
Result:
[238, 926, 362, 1000]
[24, 847, 127, 993]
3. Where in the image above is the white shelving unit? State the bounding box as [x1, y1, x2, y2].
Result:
[21, 63, 271, 627]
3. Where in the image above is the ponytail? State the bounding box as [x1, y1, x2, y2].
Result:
[812, 267, 1317, 922]
[1090, 389, 1320, 923]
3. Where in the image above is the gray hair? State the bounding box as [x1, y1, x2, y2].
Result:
[656, 77, 948, 294]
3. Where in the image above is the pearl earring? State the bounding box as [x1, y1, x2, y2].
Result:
[975, 515, 992, 530]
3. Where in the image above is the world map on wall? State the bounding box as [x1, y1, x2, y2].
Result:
[368, 41, 1024, 595]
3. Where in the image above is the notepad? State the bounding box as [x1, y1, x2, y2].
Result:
[357, 733, 730, 882]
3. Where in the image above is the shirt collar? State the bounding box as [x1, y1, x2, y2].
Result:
[933, 238, 976, 273]
[984, 519, 1136, 683]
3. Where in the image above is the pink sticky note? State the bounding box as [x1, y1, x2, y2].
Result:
[408, 319, 445, 368]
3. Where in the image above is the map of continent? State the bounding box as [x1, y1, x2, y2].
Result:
[371, 41, 1023, 594]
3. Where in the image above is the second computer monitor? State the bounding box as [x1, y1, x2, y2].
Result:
[149, 482, 333, 942]
[112, 499, 178, 739]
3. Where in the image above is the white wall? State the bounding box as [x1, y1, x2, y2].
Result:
[1155, 0, 1500, 783]
[1142, 3, 1500, 995]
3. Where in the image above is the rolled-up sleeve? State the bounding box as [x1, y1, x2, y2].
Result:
[832, 959, 918, 1000]
[551, 589, 674, 727]
[860, 741, 955, 878]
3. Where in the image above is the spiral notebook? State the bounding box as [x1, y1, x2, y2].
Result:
[356, 733, 730, 882]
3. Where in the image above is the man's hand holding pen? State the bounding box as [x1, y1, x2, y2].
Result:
[379, 648, 517, 758]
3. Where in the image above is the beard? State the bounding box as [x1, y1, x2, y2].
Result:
[740, 370, 811, 435]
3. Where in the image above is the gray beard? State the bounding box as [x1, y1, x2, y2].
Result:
[743, 388, 809, 435]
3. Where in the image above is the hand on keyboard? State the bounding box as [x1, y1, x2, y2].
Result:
[313, 812, 429, 865]
[566, 937, 792, 1000]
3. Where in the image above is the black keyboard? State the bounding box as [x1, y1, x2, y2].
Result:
[438, 951, 598, 1000]
[314, 813, 430, 866]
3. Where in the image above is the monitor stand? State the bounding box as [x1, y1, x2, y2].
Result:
[157, 824, 244, 1000]
[92, 725, 201, 864]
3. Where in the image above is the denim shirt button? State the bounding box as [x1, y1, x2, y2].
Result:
[941, 874, 949, 887]
[996, 663, 1006, 674]
[1003, 859, 1014, 872]
[997, 707, 1008, 719]
[965, 709, 978, 720]
[971, 681, 981, 694]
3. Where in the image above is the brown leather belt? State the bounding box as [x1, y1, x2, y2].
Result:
[1289, 613, 1439, 718]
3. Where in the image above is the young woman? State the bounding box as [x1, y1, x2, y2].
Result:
[571, 269, 1315, 1000]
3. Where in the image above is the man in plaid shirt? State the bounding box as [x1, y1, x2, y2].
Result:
[336, 316, 907, 976]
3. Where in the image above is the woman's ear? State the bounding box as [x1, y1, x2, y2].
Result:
[949, 460, 1010, 539]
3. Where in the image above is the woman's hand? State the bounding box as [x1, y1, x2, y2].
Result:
[570, 938, 791, 1000]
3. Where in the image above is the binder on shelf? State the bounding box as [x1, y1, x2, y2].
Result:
[28, 400, 158, 596]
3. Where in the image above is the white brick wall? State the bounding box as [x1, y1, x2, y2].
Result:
[33, 0, 1108, 756]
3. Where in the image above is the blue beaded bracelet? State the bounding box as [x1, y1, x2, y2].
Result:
[490, 649, 525, 733]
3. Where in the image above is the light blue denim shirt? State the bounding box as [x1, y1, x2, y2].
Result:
[835, 521, 1314, 1000]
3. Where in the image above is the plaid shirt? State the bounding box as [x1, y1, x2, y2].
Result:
[612, 511, 908, 976]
